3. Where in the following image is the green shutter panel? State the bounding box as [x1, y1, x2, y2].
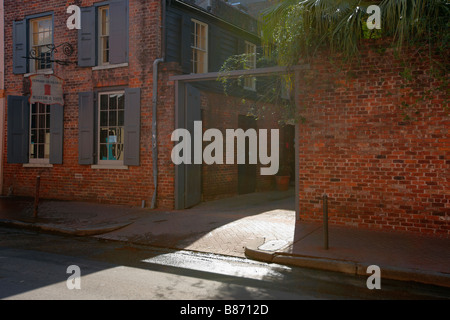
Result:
[7, 96, 29, 163]
[49, 104, 64, 164]
[13, 19, 27, 74]
[78, 92, 95, 164]
[109, 0, 128, 64]
[78, 6, 96, 67]
[181, 14, 192, 74]
[123, 88, 141, 166]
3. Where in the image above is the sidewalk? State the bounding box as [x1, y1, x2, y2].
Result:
[0, 192, 449, 289]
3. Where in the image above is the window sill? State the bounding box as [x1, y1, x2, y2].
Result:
[91, 164, 129, 170]
[92, 63, 128, 71]
[24, 69, 54, 77]
[23, 163, 53, 168]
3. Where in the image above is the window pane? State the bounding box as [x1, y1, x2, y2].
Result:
[38, 129, 46, 143]
[31, 17, 53, 72]
[118, 110, 124, 126]
[117, 127, 124, 144]
[109, 95, 117, 110]
[31, 115, 37, 129]
[30, 143, 38, 159]
[109, 110, 117, 126]
[38, 144, 45, 158]
[100, 128, 108, 144]
[30, 129, 37, 144]
[113, 144, 124, 161]
[100, 111, 108, 127]
[44, 141, 50, 159]
[100, 144, 108, 160]
[99, 6, 110, 65]
[38, 114, 45, 129]
[29, 103, 51, 161]
[100, 95, 108, 110]
[118, 94, 124, 110]
[98, 91, 125, 163]
[101, 8, 109, 36]
[102, 37, 109, 63]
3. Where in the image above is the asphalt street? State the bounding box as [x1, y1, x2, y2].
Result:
[1, 227, 449, 302]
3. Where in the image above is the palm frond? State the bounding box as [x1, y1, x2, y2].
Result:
[259, 0, 449, 64]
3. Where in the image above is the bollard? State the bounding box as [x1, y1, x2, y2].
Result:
[323, 193, 328, 250]
[34, 176, 40, 218]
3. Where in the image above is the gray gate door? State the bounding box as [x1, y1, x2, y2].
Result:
[184, 84, 202, 208]
[175, 83, 202, 209]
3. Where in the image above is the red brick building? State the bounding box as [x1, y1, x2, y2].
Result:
[2, 0, 268, 209]
[2, 1, 448, 237]
[295, 43, 449, 236]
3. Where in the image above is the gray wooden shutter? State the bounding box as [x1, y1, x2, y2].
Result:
[78, 6, 96, 67]
[49, 104, 64, 164]
[237, 38, 245, 55]
[13, 19, 27, 74]
[184, 84, 201, 208]
[109, 0, 128, 64]
[78, 92, 94, 164]
[124, 88, 141, 166]
[181, 14, 192, 74]
[209, 25, 220, 72]
[7, 96, 29, 163]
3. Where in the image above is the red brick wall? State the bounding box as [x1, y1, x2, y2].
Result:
[2, 0, 174, 207]
[297, 42, 449, 236]
[200, 91, 284, 201]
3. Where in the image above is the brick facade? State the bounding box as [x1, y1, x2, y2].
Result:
[3, 1, 448, 237]
[2, 0, 271, 209]
[3, 0, 166, 207]
[296, 42, 449, 236]
[200, 91, 287, 201]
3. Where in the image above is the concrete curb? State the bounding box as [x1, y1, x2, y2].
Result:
[0, 219, 133, 236]
[245, 242, 450, 288]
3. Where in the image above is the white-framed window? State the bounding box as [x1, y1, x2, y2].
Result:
[98, 6, 110, 66]
[244, 41, 257, 90]
[29, 16, 53, 73]
[29, 103, 51, 163]
[98, 91, 125, 165]
[191, 19, 208, 74]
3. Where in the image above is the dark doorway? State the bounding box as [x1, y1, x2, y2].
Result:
[282, 125, 295, 183]
[238, 115, 257, 195]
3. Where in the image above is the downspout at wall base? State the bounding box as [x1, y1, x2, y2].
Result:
[0, 0, 5, 195]
[151, 58, 164, 209]
[150, 1, 167, 209]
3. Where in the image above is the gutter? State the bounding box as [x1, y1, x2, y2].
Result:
[0, 0, 4, 196]
[151, 1, 166, 209]
[151, 58, 164, 209]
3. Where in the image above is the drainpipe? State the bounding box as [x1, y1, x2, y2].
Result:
[151, 58, 164, 209]
[0, 0, 5, 196]
[151, 0, 166, 209]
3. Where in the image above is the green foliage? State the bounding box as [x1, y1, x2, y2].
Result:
[217, 53, 299, 125]
[218, 0, 449, 124]
[260, 0, 449, 65]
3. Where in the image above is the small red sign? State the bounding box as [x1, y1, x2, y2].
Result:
[44, 84, 51, 95]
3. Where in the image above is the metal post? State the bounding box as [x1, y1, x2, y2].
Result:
[323, 193, 328, 250]
[34, 176, 40, 218]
